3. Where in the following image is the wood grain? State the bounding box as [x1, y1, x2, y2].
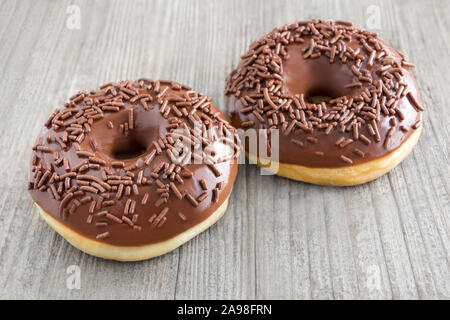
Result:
[0, 0, 448, 299]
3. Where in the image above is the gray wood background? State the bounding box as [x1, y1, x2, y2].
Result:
[0, 0, 448, 300]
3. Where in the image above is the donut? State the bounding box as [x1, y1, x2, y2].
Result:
[226, 20, 423, 186]
[28, 79, 240, 261]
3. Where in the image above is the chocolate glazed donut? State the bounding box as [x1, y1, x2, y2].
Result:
[28, 79, 240, 261]
[226, 20, 423, 186]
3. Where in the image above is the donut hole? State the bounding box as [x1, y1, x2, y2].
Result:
[88, 107, 165, 161]
[111, 136, 148, 160]
[305, 87, 337, 104]
[283, 44, 356, 103]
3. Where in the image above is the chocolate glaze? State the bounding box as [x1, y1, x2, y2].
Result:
[29, 80, 239, 246]
[226, 20, 423, 168]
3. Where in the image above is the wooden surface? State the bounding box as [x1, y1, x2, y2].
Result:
[0, 0, 448, 300]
